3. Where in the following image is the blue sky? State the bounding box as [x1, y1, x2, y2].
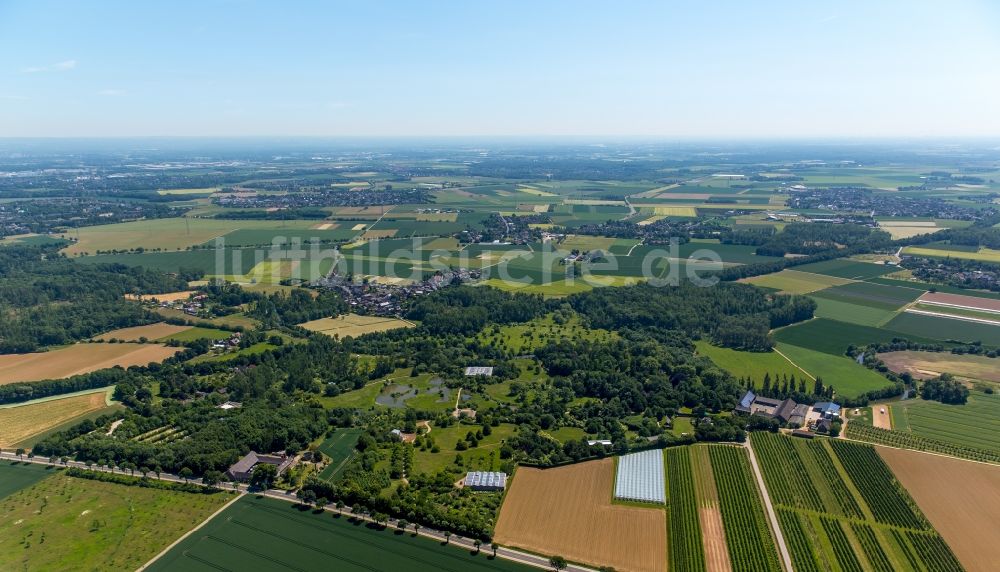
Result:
[1, 0, 998, 137]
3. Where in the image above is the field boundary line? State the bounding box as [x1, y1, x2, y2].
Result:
[0, 386, 115, 410]
[771, 346, 816, 381]
[743, 440, 794, 572]
[135, 492, 243, 571]
[903, 307, 1000, 326]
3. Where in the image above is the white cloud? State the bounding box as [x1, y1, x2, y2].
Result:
[22, 59, 77, 73]
[98, 89, 127, 97]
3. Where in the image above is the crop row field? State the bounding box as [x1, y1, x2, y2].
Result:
[146, 495, 530, 572]
[890, 391, 1000, 456]
[315, 428, 362, 482]
[706, 445, 782, 572]
[664, 448, 704, 572]
[751, 433, 966, 572]
[846, 421, 1000, 464]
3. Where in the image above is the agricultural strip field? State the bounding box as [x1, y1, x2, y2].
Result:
[93, 322, 193, 341]
[879, 446, 1000, 572]
[903, 245, 1000, 263]
[315, 428, 362, 482]
[664, 448, 705, 572]
[774, 343, 893, 398]
[705, 445, 781, 572]
[739, 270, 852, 294]
[918, 291, 1000, 312]
[0, 388, 115, 447]
[791, 259, 897, 280]
[889, 391, 1000, 456]
[147, 495, 530, 572]
[884, 311, 1000, 345]
[845, 422, 1000, 465]
[810, 281, 922, 310]
[752, 433, 963, 572]
[0, 343, 181, 384]
[0, 472, 233, 571]
[809, 296, 896, 327]
[695, 341, 808, 384]
[878, 350, 1000, 383]
[60, 217, 321, 256]
[0, 462, 51, 500]
[300, 313, 414, 338]
[494, 458, 667, 572]
[159, 326, 232, 342]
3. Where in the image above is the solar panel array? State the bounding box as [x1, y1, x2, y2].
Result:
[614, 449, 666, 504]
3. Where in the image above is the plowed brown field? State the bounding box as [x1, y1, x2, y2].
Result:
[0, 343, 181, 384]
[692, 446, 732, 572]
[878, 446, 1000, 572]
[494, 459, 666, 572]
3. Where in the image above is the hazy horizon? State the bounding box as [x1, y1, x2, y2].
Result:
[2, 0, 999, 138]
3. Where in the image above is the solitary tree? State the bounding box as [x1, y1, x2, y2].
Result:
[15, 448, 25, 461]
[474, 539, 482, 554]
[315, 496, 328, 510]
[413, 522, 421, 536]
[178, 467, 193, 482]
[443, 531, 452, 545]
[396, 519, 409, 533]
[550, 556, 567, 571]
[491, 542, 500, 558]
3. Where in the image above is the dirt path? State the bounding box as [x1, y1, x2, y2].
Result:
[872, 405, 892, 429]
[691, 447, 732, 572]
[771, 347, 816, 381]
[743, 440, 794, 572]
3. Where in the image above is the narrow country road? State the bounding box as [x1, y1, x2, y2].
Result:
[743, 440, 794, 572]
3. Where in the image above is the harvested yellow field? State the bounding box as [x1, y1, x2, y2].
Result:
[495, 459, 666, 572]
[60, 218, 317, 256]
[124, 290, 194, 303]
[878, 350, 1000, 383]
[0, 390, 113, 447]
[878, 447, 1000, 572]
[300, 313, 413, 338]
[740, 269, 853, 294]
[517, 185, 557, 197]
[652, 206, 698, 217]
[361, 229, 398, 239]
[93, 323, 192, 342]
[881, 225, 942, 239]
[0, 343, 181, 385]
[311, 222, 337, 230]
[155, 187, 218, 195]
[637, 215, 667, 226]
[351, 223, 368, 230]
[655, 192, 710, 200]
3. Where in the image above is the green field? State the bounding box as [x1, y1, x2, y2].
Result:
[316, 428, 363, 482]
[903, 245, 1000, 263]
[159, 326, 232, 342]
[0, 472, 232, 571]
[0, 462, 52, 499]
[695, 341, 807, 384]
[792, 259, 896, 280]
[773, 318, 939, 356]
[146, 495, 532, 572]
[884, 312, 1000, 345]
[891, 391, 1000, 456]
[810, 281, 922, 310]
[776, 343, 894, 398]
[809, 296, 897, 326]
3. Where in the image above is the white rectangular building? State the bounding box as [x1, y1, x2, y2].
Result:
[614, 449, 665, 504]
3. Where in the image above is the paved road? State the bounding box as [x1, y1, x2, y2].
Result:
[743, 440, 794, 572]
[0, 450, 592, 571]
